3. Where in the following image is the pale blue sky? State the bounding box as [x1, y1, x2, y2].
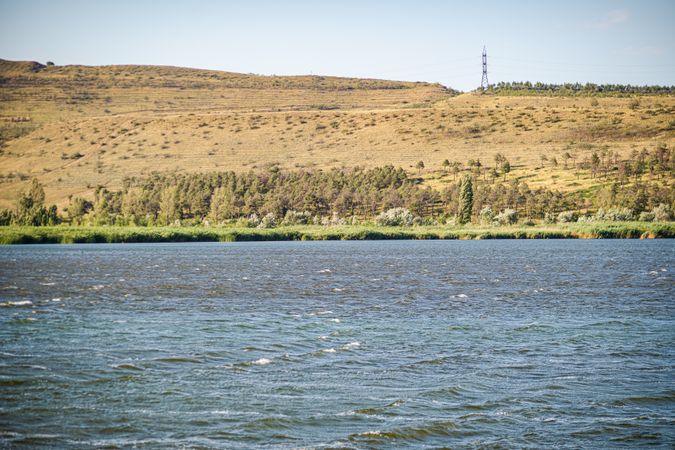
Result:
[1, 0, 673, 91]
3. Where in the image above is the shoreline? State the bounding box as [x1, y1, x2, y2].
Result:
[0, 223, 673, 244]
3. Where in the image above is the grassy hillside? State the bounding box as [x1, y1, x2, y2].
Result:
[0, 59, 673, 209]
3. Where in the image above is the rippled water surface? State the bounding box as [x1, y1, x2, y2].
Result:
[1, 240, 674, 448]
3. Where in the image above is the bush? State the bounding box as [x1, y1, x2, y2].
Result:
[652, 204, 673, 222]
[257, 213, 276, 229]
[543, 212, 557, 224]
[281, 210, 312, 226]
[639, 211, 655, 222]
[240, 213, 260, 228]
[320, 212, 347, 226]
[602, 207, 635, 222]
[479, 206, 495, 225]
[495, 208, 518, 225]
[0, 209, 13, 226]
[375, 208, 414, 227]
[557, 211, 579, 223]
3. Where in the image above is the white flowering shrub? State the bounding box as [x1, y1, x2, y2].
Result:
[375, 208, 414, 226]
[479, 206, 496, 225]
[494, 208, 518, 225]
[256, 213, 276, 229]
[600, 208, 635, 222]
[320, 212, 347, 226]
[652, 204, 673, 222]
[557, 211, 579, 223]
[281, 210, 312, 226]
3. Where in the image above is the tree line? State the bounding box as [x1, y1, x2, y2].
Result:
[1, 165, 671, 227]
[487, 81, 675, 96]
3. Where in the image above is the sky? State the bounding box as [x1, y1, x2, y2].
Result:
[1, 0, 673, 91]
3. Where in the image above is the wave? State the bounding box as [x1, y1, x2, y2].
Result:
[421, 386, 465, 398]
[341, 342, 360, 351]
[348, 420, 458, 443]
[513, 323, 555, 332]
[154, 356, 202, 364]
[0, 378, 30, 386]
[0, 300, 33, 307]
[354, 399, 404, 416]
[584, 320, 631, 328]
[113, 363, 144, 371]
[613, 391, 675, 406]
[252, 358, 272, 365]
[11, 317, 37, 324]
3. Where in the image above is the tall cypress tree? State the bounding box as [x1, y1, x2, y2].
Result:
[458, 175, 473, 224]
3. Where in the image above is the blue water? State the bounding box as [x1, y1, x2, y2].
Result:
[0, 240, 673, 448]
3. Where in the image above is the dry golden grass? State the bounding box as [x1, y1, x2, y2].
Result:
[0, 59, 673, 208]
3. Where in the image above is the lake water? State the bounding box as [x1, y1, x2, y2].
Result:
[0, 240, 673, 448]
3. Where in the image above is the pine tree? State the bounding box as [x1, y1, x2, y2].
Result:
[458, 175, 473, 224]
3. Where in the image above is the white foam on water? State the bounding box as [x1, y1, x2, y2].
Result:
[322, 348, 336, 353]
[252, 358, 272, 365]
[456, 294, 468, 298]
[91, 285, 105, 291]
[359, 430, 382, 437]
[332, 288, 344, 292]
[51, 298, 61, 302]
[316, 310, 333, 315]
[242, 277, 249, 281]
[1, 300, 33, 307]
[342, 342, 360, 351]
[318, 269, 332, 273]
[329, 318, 341, 323]
[39, 282, 56, 286]
[318, 335, 329, 340]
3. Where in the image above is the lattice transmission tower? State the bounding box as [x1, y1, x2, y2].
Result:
[480, 46, 489, 90]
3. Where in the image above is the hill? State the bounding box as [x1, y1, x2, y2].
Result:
[0, 59, 673, 209]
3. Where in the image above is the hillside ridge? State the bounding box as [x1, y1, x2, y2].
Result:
[0, 59, 673, 209]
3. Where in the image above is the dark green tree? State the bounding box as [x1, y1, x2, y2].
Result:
[458, 175, 473, 224]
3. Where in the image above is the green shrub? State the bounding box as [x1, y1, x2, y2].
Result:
[639, 211, 655, 222]
[543, 212, 557, 224]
